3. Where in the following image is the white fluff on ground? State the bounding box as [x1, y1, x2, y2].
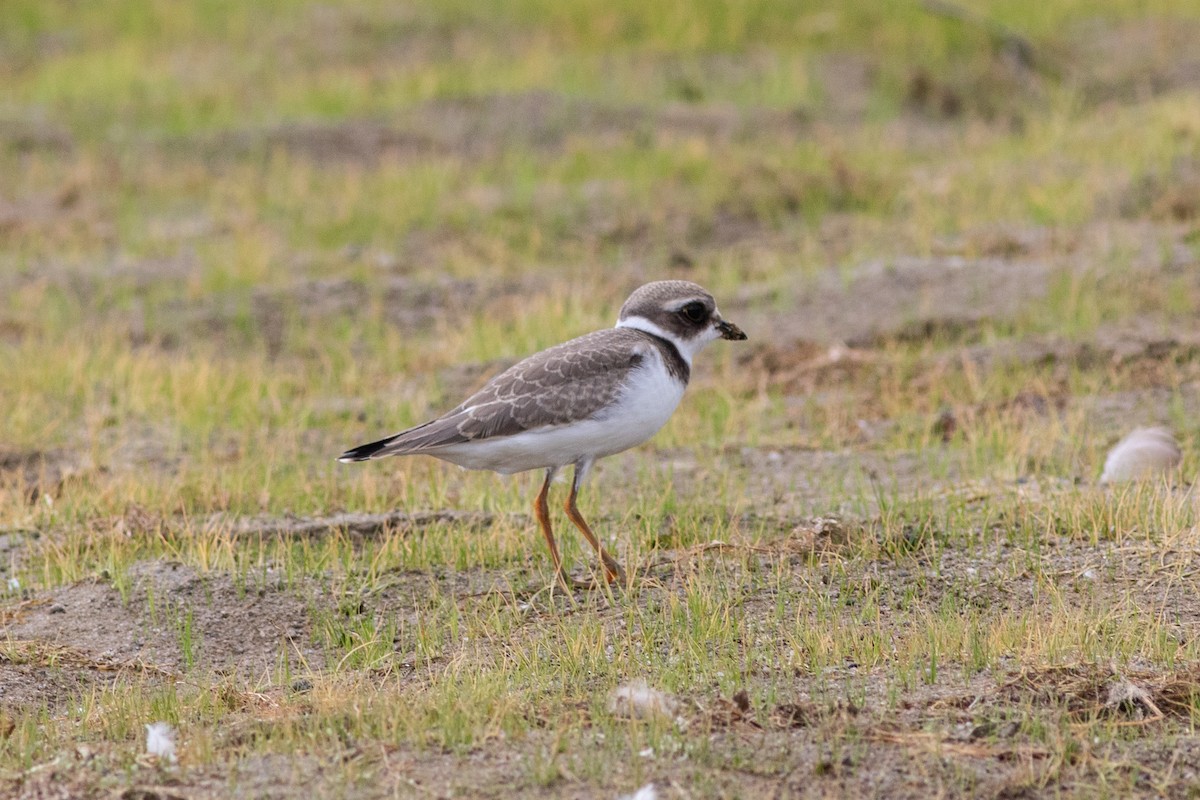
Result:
[608, 681, 677, 720]
[1099, 427, 1182, 484]
[618, 783, 658, 800]
[145, 721, 177, 763]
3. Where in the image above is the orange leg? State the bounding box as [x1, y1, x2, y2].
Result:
[563, 464, 626, 585]
[534, 468, 571, 591]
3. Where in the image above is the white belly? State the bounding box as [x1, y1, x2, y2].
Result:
[430, 359, 686, 474]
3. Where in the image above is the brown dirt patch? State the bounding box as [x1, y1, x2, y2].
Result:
[1069, 17, 1200, 105]
[1118, 157, 1200, 223]
[203, 509, 507, 541]
[0, 449, 93, 504]
[0, 119, 74, 154]
[0, 645, 126, 712]
[212, 92, 810, 164]
[5, 562, 321, 685]
[747, 256, 1059, 347]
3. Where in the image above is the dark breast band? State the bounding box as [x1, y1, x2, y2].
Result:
[635, 330, 690, 384]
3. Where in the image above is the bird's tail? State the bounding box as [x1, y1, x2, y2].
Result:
[338, 417, 465, 462]
[337, 435, 398, 462]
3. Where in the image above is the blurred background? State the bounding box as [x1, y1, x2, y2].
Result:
[2, 0, 1199, 520]
[4, 4, 1200, 795]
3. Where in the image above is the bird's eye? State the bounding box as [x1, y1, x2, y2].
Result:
[680, 302, 707, 323]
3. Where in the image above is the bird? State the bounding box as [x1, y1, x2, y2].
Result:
[338, 280, 747, 589]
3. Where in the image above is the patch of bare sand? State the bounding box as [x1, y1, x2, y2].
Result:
[110, 726, 1046, 799]
[0, 265, 545, 364]
[1117, 157, 1200, 223]
[0, 119, 74, 154]
[734, 446, 963, 518]
[0, 650, 119, 712]
[212, 92, 809, 164]
[736, 219, 1196, 352]
[955, 318, 1200, 374]
[0, 448, 92, 504]
[752, 255, 1057, 348]
[203, 509, 505, 541]
[5, 561, 321, 686]
[1069, 16, 1200, 105]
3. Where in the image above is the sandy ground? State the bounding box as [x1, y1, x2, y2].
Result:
[4, 15, 1200, 797]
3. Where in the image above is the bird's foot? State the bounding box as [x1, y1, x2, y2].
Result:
[550, 565, 626, 594]
[600, 555, 627, 588]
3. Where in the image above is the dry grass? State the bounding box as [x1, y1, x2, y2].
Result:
[3, 0, 1200, 797]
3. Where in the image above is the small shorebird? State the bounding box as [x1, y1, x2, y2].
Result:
[339, 280, 747, 588]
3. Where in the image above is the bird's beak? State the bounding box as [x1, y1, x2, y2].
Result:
[716, 319, 747, 341]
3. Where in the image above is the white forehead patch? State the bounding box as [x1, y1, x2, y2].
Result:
[664, 296, 712, 312]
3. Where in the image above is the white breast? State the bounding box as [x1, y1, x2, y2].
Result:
[592, 349, 687, 456]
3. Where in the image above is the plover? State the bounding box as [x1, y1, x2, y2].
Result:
[339, 280, 747, 588]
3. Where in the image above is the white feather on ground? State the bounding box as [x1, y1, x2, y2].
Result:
[608, 681, 678, 720]
[144, 721, 177, 763]
[617, 783, 658, 800]
[1099, 427, 1182, 484]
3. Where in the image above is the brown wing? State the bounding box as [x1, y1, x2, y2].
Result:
[450, 328, 650, 439]
[339, 329, 651, 461]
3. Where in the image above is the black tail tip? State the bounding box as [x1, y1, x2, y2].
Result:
[337, 440, 388, 463]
